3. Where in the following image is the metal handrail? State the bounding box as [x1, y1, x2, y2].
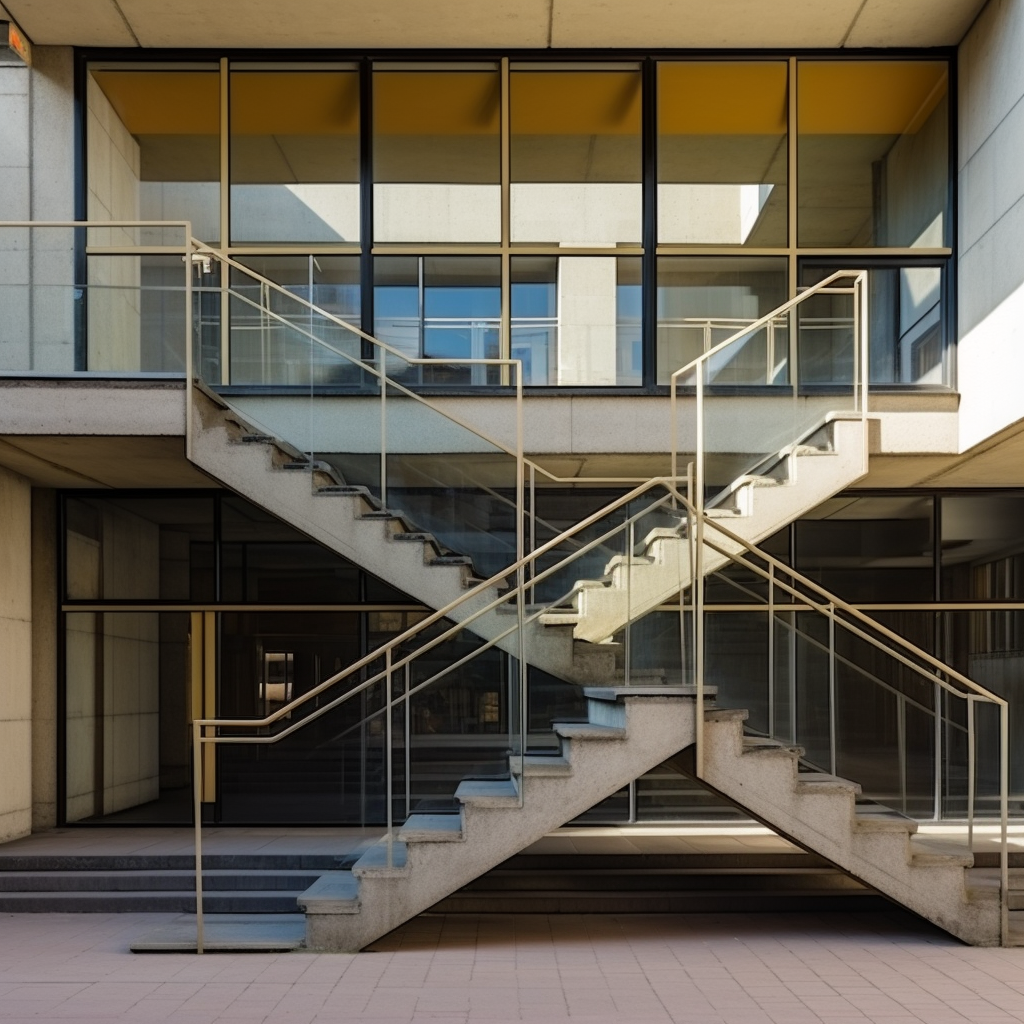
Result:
[3, 224, 1006, 945]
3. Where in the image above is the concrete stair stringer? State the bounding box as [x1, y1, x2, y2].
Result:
[300, 689, 697, 952]
[564, 417, 868, 644]
[698, 711, 1002, 946]
[189, 387, 620, 684]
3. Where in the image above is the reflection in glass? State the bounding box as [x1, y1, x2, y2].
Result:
[798, 61, 949, 248]
[65, 496, 215, 603]
[794, 494, 934, 603]
[510, 256, 641, 386]
[65, 611, 186, 823]
[511, 66, 642, 246]
[658, 62, 788, 246]
[374, 67, 500, 243]
[86, 255, 189, 373]
[657, 257, 787, 384]
[230, 70, 360, 244]
[799, 264, 944, 385]
[229, 255, 361, 385]
[941, 494, 1024, 601]
[374, 256, 501, 385]
[88, 68, 220, 243]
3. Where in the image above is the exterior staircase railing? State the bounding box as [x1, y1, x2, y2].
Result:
[0, 223, 1009, 947]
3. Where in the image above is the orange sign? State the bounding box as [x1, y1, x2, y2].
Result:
[8, 21, 31, 65]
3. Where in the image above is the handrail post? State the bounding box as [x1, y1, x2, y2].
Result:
[404, 663, 412, 820]
[768, 563, 775, 739]
[694, 368, 706, 777]
[828, 606, 837, 776]
[192, 719, 204, 955]
[380, 371, 388, 511]
[1001, 701, 1010, 946]
[385, 648, 393, 869]
[625, 519, 634, 686]
[967, 695, 975, 857]
[184, 225, 194, 462]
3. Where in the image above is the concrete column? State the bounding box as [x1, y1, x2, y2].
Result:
[557, 256, 618, 386]
[0, 466, 33, 843]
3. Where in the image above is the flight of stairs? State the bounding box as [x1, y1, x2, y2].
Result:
[696, 707, 1006, 946]
[0, 854, 345, 913]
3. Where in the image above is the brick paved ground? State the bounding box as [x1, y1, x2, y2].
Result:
[3, 909, 1024, 1023]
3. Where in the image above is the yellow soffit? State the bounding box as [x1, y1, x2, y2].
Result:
[799, 62, 948, 135]
[92, 71, 220, 135]
[511, 70, 641, 135]
[658, 63, 788, 135]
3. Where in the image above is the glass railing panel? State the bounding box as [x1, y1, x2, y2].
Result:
[938, 609, 1024, 818]
[698, 522, 992, 828]
[673, 273, 864, 518]
[0, 225, 191, 375]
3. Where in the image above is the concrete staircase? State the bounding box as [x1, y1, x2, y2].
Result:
[541, 416, 867, 644]
[189, 387, 867, 681]
[282, 693, 1010, 950]
[0, 853, 348, 913]
[297, 687, 698, 951]
[694, 707, 1004, 946]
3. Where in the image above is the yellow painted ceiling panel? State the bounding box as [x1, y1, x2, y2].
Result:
[231, 72, 359, 135]
[511, 71, 641, 136]
[659, 63, 787, 135]
[374, 71, 499, 136]
[91, 70, 219, 135]
[799, 62, 948, 135]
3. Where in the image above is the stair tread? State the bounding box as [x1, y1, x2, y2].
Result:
[511, 755, 572, 776]
[297, 871, 361, 914]
[854, 806, 918, 833]
[910, 835, 974, 865]
[456, 779, 520, 806]
[397, 814, 464, 842]
[353, 840, 408, 876]
[554, 722, 627, 741]
[796, 774, 862, 794]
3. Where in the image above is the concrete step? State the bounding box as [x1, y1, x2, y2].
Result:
[0, 868, 321, 893]
[0, 889, 304, 913]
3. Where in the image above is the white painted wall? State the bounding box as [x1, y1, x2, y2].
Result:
[958, 0, 1024, 450]
[0, 466, 33, 843]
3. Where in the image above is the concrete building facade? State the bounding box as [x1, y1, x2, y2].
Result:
[3, 0, 1024, 942]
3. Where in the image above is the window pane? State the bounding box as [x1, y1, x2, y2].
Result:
[658, 62, 788, 247]
[89, 68, 220, 244]
[794, 494, 935, 602]
[374, 67, 500, 243]
[230, 71, 360, 244]
[65, 496, 215, 602]
[798, 61, 949, 248]
[512, 255, 641, 386]
[230, 255, 361, 385]
[799, 264, 945, 385]
[375, 256, 501, 386]
[657, 257, 787, 384]
[511, 67, 642, 246]
[940, 494, 1024, 601]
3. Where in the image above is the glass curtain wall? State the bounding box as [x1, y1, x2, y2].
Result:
[230, 67, 360, 245]
[701, 491, 1024, 820]
[83, 56, 953, 385]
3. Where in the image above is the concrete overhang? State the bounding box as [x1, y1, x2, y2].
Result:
[1, 0, 989, 50]
[0, 378, 212, 488]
